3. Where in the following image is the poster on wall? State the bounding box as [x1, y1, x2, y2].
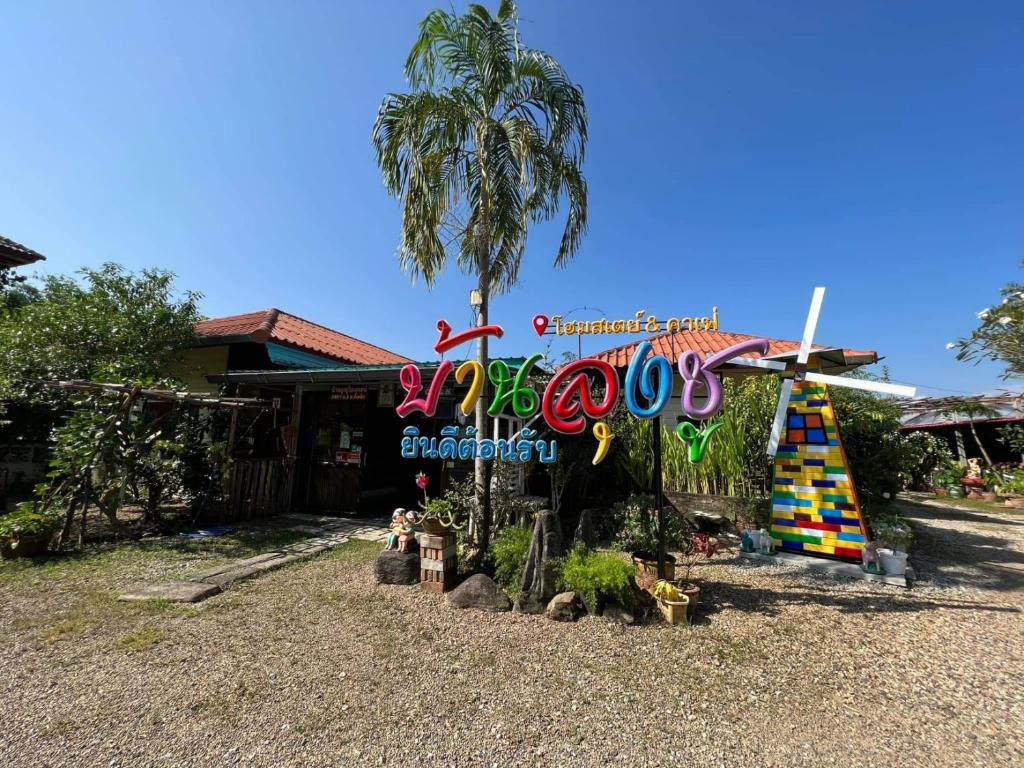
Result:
[378, 382, 395, 408]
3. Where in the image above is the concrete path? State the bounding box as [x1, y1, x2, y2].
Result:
[119, 513, 388, 603]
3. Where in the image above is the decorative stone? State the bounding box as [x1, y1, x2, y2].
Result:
[375, 550, 420, 585]
[545, 591, 585, 622]
[446, 574, 512, 612]
[573, 508, 599, 548]
[602, 602, 636, 625]
[514, 509, 562, 614]
[119, 581, 222, 603]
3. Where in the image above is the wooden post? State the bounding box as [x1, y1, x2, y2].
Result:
[654, 415, 666, 580]
[283, 384, 304, 512]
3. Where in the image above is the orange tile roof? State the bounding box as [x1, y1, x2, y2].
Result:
[591, 328, 877, 369]
[195, 309, 412, 365]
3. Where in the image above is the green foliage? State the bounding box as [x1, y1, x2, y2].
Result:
[558, 548, 636, 611]
[0, 502, 62, 540]
[997, 423, 1024, 455]
[931, 458, 965, 488]
[491, 524, 532, 595]
[954, 265, 1024, 379]
[871, 515, 913, 553]
[372, 0, 588, 294]
[990, 467, 1024, 496]
[0, 263, 201, 407]
[608, 493, 689, 553]
[901, 431, 955, 490]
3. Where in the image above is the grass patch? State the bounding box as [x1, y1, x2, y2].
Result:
[115, 627, 169, 652]
[38, 617, 95, 643]
[320, 538, 381, 565]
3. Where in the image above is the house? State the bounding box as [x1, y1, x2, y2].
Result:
[0, 234, 46, 269]
[899, 393, 1024, 464]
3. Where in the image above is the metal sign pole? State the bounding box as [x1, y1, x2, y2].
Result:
[653, 414, 666, 579]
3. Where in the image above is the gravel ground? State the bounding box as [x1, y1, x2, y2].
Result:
[1, 499, 1022, 768]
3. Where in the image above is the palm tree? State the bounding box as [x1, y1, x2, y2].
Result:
[373, 0, 588, 557]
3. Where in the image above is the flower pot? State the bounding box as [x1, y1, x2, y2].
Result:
[419, 517, 448, 535]
[679, 582, 701, 620]
[632, 551, 676, 583]
[1, 534, 51, 559]
[657, 596, 689, 625]
[933, 487, 948, 497]
[877, 548, 908, 577]
[946, 485, 964, 498]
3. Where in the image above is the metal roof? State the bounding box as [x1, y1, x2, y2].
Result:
[0, 235, 46, 268]
[899, 393, 1024, 429]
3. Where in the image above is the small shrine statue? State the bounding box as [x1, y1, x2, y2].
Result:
[758, 528, 775, 555]
[398, 510, 418, 553]
[385, 509, 405, 551]
[862, 541, 883, 574]
[966, 458, 982, 479]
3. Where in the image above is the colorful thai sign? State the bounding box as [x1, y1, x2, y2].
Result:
[395, 319, 770, 467]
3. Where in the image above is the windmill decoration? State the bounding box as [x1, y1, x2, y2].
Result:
[730, 288, 916, 561]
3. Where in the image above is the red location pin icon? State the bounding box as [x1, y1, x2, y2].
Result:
[532, 314, 549, 336]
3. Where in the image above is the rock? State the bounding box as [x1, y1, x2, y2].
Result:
[545, 591, 585, 622]
[375, 550, 420, 585]
[446, 574, 512, 612]
[602, 602, 635, 625]
[573, 508, 599, 548]
[119, 581, 222, 603]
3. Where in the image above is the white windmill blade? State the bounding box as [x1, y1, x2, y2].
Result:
[767, 378, 794, 456]
[803, 372, 917, 398]
[797, 286, 826, 364]
[729, 356, 788, 371]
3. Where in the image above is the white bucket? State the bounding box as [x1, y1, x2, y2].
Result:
[877, 548, 908, 576]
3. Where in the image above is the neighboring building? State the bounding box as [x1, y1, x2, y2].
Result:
[899, 393, 1024, 464]
[178, 308, 412, 392]
[0, 234, 46, 269]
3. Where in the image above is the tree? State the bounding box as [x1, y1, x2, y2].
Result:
[955, 264, 1024, 379]
[372, 0, 588, 557]
[0, 267, 40, 312]
[0, 262, 202, 408]
[940, 401, 997, 466]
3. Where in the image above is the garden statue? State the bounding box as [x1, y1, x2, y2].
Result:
[740, 529, 757, 553]
[861, 541, 883, 574]
[398, 510, 418, 553]
[966, 458, 982, 478]
[758, 528, 775, 555]
[385, 509, 405, 551]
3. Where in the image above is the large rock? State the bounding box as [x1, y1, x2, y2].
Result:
[446, 574, 512, 612]
[573, 508, 599, 549]
[375, 550, 420, 585]
[545, 591, 585, 622]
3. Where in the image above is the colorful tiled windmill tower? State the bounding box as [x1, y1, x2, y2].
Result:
[729, 288, 917, 562]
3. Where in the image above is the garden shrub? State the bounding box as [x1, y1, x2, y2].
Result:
[558, 547, 636, 611]
[491, 524, 533, 595]
[608, 493, 688, 553]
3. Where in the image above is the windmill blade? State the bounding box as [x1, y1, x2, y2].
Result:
[767, 378, 794, 456]
[804, 372, 916, 398]
[797, 287, 826, 365]
[729, 356, 788, 371]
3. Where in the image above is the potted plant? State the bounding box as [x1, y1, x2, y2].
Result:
[652, 580, 689, 625]
[994, 470, 1024, 508]
[612, 494, 679, 581]
[413, 473, 463, 534]
[871, 516, 913, 576]
[931, 460, 963, 498]
[674, 532, 719, 619]
[0, 502, 61, 559]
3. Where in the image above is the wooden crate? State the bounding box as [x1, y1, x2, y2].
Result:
[419, 532, 457, 594]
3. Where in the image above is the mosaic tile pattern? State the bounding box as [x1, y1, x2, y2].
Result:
[770, 381, 867, 561]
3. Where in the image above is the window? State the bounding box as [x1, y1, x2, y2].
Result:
[786, 412, 827, 445]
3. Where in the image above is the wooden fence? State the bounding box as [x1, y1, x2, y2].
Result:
[228, 458, 290, 520]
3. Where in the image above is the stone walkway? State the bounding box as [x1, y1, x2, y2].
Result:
[119, 513, 389, 603]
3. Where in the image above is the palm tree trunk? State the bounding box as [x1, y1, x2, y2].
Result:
[474, 270, 492, 557]
[968, 420, 993, 466]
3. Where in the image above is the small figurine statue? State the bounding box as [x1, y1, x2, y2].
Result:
[740, 529, 755, 553]
[758, 528, 775, 555]
[398, 510, 418, 553]
[385, 509, 405, 551]
[966, 457, 982, 479]
[862, 541, 883, 574]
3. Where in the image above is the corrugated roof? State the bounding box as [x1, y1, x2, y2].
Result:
[0, 235, 46, 268]
[195, 308, 412, 366]
[591, 328, 877, 370]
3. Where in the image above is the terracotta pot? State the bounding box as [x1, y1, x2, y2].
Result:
[679, 582, 701, 620]
[933, 487, 948, 497]
[980, 491, 998, 502]
[1, 534, 51, 559]
[962, 476, 985, 489]
[1004, 496, 1024, 509]
[632, 551, 676, 583]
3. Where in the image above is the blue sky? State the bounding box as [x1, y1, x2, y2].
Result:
[2, 1, 1021, 394]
